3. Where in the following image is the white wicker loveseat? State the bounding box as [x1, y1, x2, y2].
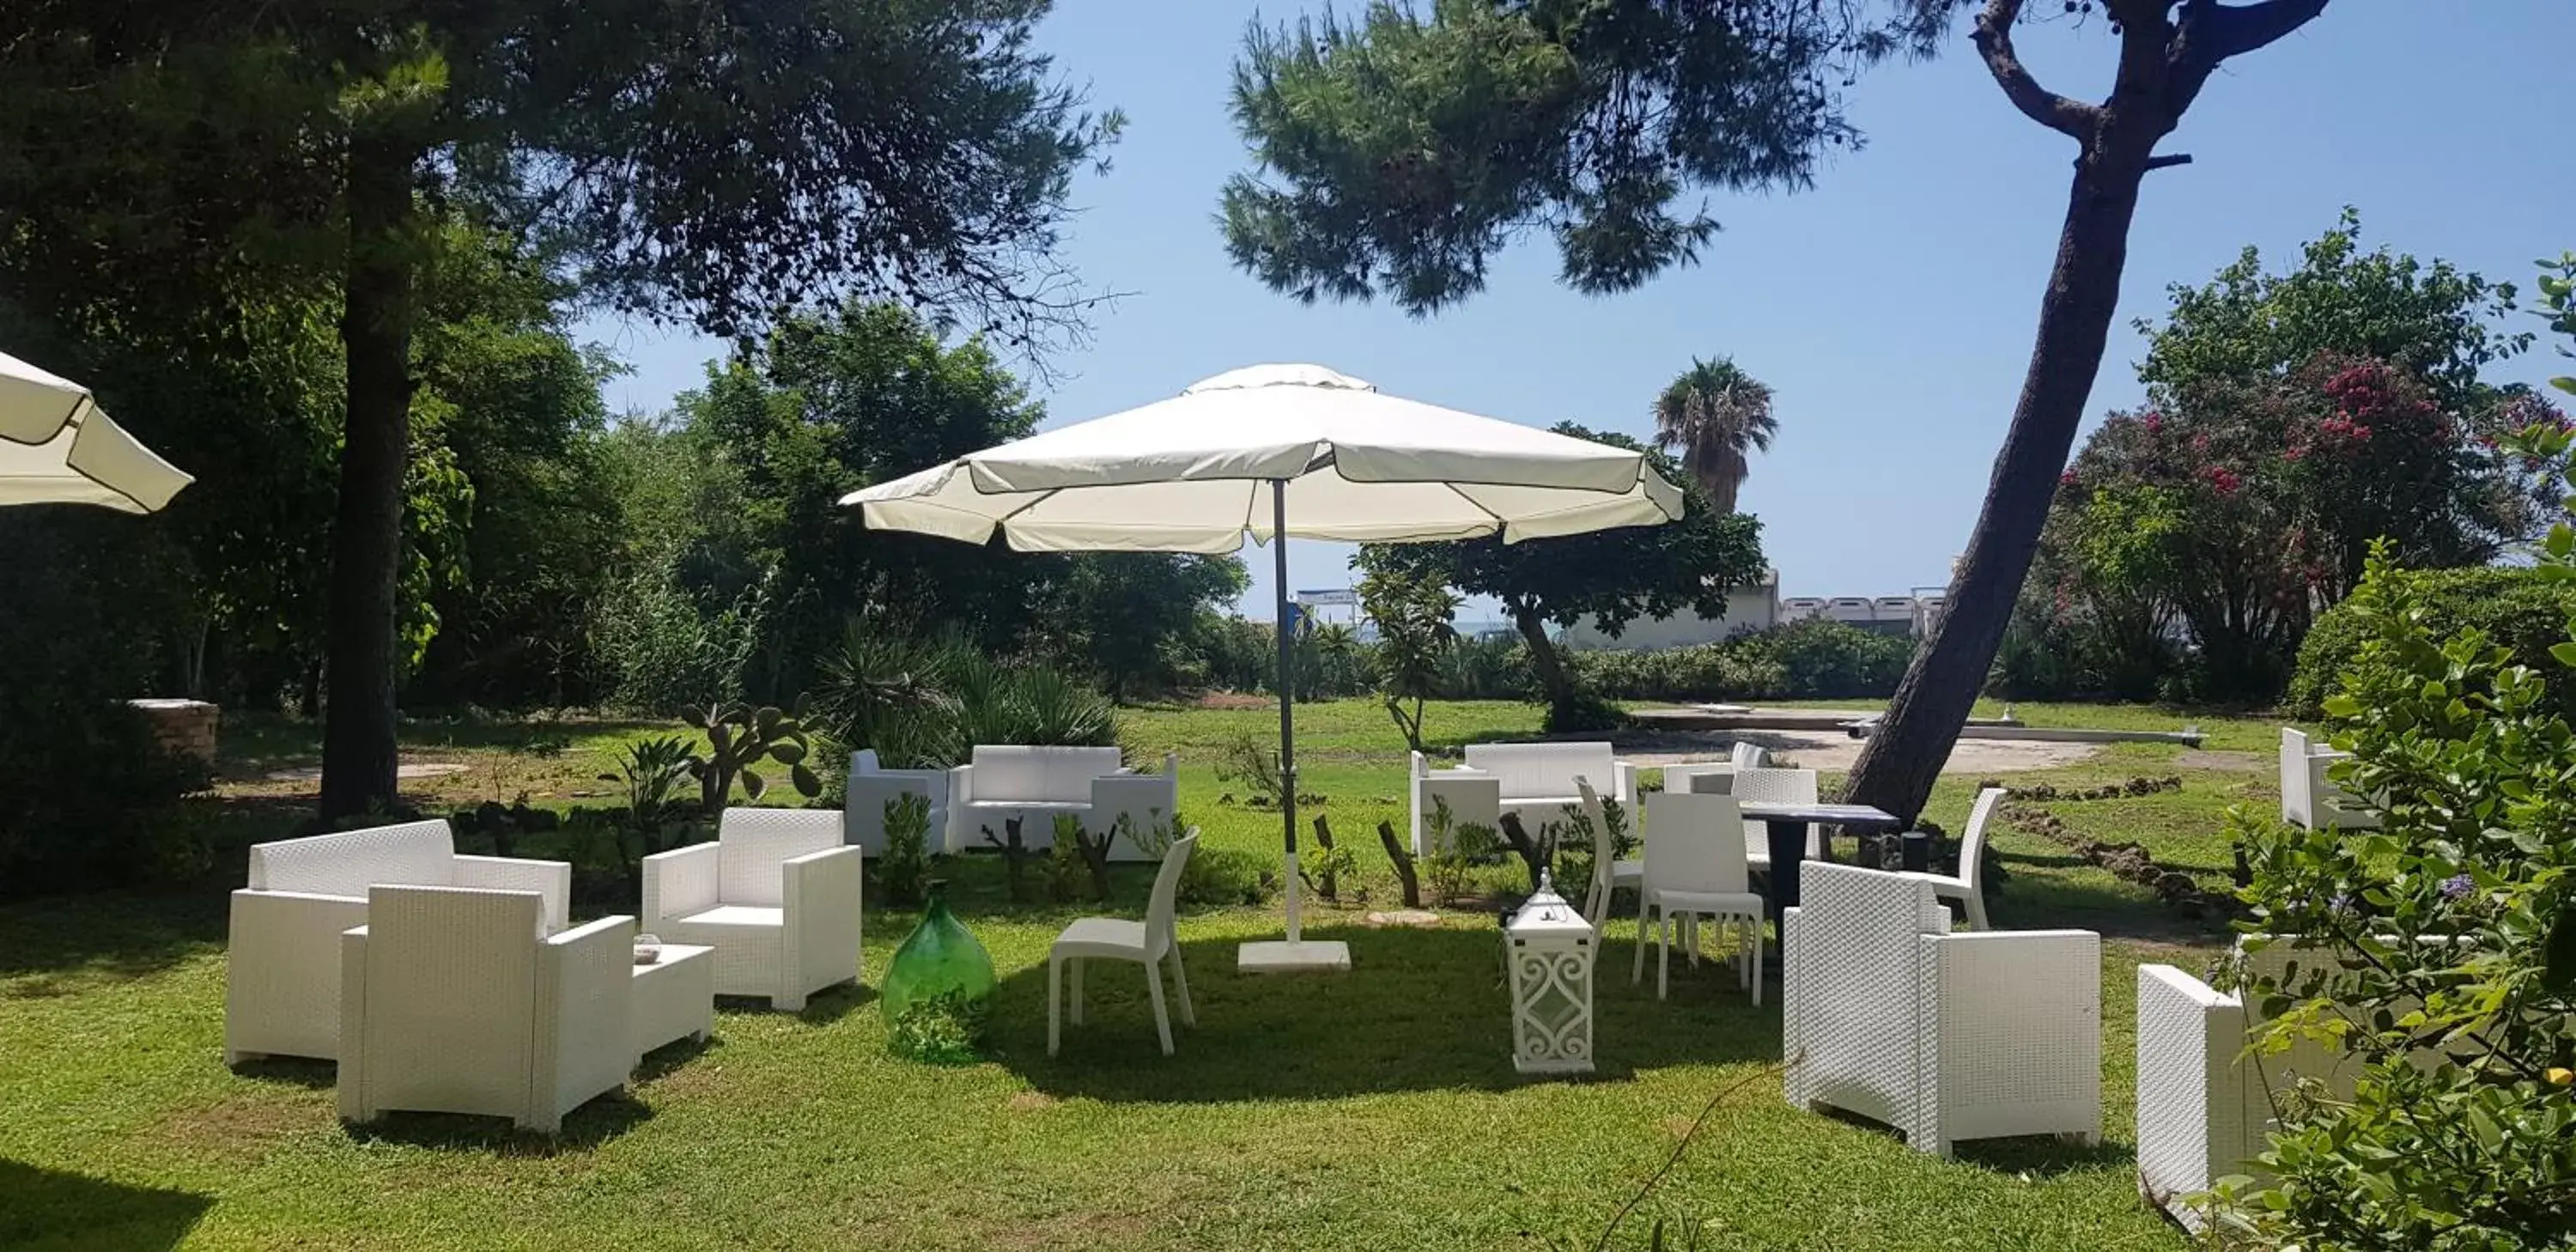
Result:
[2135, 938, 2386, 1231]
[2279, 726, 2378, 830]
[337, 884, 635, 1133]
[945, 745, 1178, 859]
[226, 818, 571, 1065]
[1783, 861, 2101, 1157]
[1460, 741, 1637, 834]
[641, 807, 861, 1011]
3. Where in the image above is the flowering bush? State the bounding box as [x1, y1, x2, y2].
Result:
[2216, 517, 2576, 1238]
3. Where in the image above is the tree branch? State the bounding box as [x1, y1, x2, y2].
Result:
[2144, 153, 2195, 171]
[1972, 0, 2101, 141]
[2178, 0, 2332, 67]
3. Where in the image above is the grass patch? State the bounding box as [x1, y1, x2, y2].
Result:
[0, 699, 2287, 1249]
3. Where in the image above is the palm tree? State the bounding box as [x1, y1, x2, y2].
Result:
[1651, 356, 1777, 514]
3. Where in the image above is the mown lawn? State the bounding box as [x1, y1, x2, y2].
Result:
[0, 698, 2275, 1250]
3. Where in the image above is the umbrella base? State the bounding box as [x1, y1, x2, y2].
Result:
[1236, 940, 1352, 975]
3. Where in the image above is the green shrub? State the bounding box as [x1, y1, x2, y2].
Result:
[876, 793, 932, 907]
[2288, 564, 2576, 720]
[1564, 619, 1911, 704]
[810, 617, 1119, 767]
[1178, 847, 1271, 907]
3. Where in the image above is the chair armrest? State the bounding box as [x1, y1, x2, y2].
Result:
[949, 763, 975, 805]
[453, 855, 574, 933]
[337, 925, 371, 1121]
[1613, 761, 1638, 805]
[641, 842, 720, 928]
[1923, 929, 2103, 1128]
[538, 915, 636, 1116]
[783, 846, 866, 992]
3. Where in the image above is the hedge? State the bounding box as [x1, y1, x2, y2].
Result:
[2288, 566, 2576, 721]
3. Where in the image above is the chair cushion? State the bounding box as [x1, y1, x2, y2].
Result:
[676, 904, 784, 931]
[1650, 888, 1765, 915]
[1051, 917, 1148, 957]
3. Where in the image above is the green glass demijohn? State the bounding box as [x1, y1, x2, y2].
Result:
[881, 880, 997, 1061]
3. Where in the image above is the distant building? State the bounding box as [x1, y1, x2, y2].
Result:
[1559, 569, 1781, 650]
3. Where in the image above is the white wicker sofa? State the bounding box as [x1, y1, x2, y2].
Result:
[2135, 939, 2386, 1231]
[945, 745, 1178, 859]
[337, 884, 635, 1133]
[1459, 741, 1637, 834]
[1783, 862, 2101, 1158]
[1406, 751, 1503, 856]
[2279, 726, 2378, 830]
[641, 807, 861, 1011]
[226, 819, 571, 1066]
[843, 749, 952, 856]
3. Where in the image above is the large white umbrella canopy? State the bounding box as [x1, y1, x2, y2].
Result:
[846, 363, 1683, 971]
[0, 349, 192, 513]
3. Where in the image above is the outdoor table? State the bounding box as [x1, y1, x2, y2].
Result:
[1735, 801, 1905, 916]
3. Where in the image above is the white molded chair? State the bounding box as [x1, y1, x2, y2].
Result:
[1783, 862, 2101, 1157]
[1048, 832, 1199, 1057]
[1917, 787, 2002, 930]
[1730, 741, 1768, 770]
[337, 885, 635, 1133]
[642, 807, 862, 1011]
[228, 818, 572, 1065]
[1574, 777, 1641, 923]
[1632, 791, 1767, 1003]
[1734, 767, 1821, 869]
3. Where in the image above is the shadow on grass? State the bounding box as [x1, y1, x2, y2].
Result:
[0, 1159, 212, 1251]
[992, 922, 1780, 1103]
[1801, 1106, 2134, 1176]
[0, 890, 227, 987]
[1990, 872, 2234, 945]
[343, 1090, 653, 1156]
[227, 1056, 337, 1091]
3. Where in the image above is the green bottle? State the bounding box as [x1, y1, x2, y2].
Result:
[881, 879, 997, 1062]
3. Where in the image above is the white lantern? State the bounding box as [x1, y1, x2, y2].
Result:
[1504, 870, 1596, 1075]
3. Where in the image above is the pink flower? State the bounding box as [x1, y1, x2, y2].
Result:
[2142, 411, 2165, 434]
[2203, 466, 2241, 496]
[2059, 469, 2078, 487]
[2283, 445, 2306, 462]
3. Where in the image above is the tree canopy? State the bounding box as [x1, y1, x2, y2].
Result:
[1223, 0, 1959, 313]
[1652, 356, 1777, 514]
[1358, 424, 1765, 727]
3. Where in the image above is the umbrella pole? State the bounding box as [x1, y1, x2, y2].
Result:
[1273, 477, 1302, 945]
[1237, 477, 1350, 974]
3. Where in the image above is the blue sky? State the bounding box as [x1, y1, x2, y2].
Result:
[580, 1, 2576, 613]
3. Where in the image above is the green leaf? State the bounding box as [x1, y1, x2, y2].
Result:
[769, 740, 807, 766]
[2549, 641, 2576, 669]
[742, 769, 768, 799]
[791, 763, 822, 796]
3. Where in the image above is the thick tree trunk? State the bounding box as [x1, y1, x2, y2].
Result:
[1510, 604, 1574, 711]
[1844, 141, 2158, 823]
[318, 131, 420, 820]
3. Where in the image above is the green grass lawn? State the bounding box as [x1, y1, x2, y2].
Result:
[0, 698, 2277, 1250]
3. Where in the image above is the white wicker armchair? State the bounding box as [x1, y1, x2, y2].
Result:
[843, 749, 952, 856]
[226, 819, 571, 1065]
[1783, 862, 2101, 1158]
[337, 885, 634, 1133]
[641, 808, 861, 1011]
[2136, 939, 2381, 1231]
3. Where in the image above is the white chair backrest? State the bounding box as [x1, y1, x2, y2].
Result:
[1644, 792, 1750, 894]
[362, 884, 542, 1109]
[1729, 741, 1767, 770]
[1145, 832, 1200, 956]
[851, 748, 882, 775]
[1957, 787, 2005, 888]
[248, 819, 453, 896]
[972, 745, 1123, 802]
[1733, 768, 1820, 856]
[1465, 742, 1613, 798]
[1792, 864, 1951, 1122]
[717, 808, 845, 906]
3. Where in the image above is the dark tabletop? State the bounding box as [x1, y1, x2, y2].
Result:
[1735, 801, 1905, 831]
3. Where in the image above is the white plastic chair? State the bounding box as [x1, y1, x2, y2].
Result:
[641, 807, 863, 1011]
[1917, 787, 2002, 930]
[337, 885, 635, 1133]
[1575, 776, 1640, 923]
[1048, 832, 1199, 1057]
[1734, 767, 1820, 869]
[1729, 741, 1767, 770]
[1632, 791, 1766, 1003]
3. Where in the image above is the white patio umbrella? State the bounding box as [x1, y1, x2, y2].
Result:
[0, 349, 192, 513]
[847, 363, 1683, 972]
